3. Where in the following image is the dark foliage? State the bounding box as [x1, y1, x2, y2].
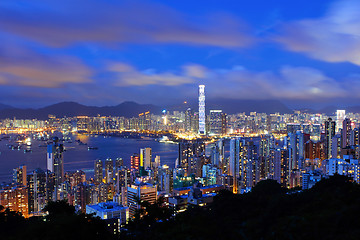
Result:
[0, 200, 111, 240]
[121, 175, 360, 240]
[2, 176, 360, 240]
[123, 196, 173, 239]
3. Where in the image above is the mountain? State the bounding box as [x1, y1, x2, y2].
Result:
[0, 103, 13, 111]
[168, 99, 292, 114]
[206, 99, 292, 114]
[0, 101, 162, 120]
[312, 105, 360, 115]
[345, 106, 360, 114]
[317, 105, 338, 115]
[4, 99, 360, 120]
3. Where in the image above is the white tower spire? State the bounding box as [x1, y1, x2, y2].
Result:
[199, 85, 206, 135]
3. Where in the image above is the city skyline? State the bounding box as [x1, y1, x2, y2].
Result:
[0, 0, 359, 108]
[2, 1, 360, 238]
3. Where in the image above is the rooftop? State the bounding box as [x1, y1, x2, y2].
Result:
[87, 201, 127, 212]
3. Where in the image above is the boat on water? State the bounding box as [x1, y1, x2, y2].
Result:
[9, 144, 21, 150]
[24, 149, 32, 153]
[141, 136, 153, 141]
[88, 146, 98, 150]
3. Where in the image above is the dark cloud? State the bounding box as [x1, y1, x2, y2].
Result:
[0, 0, 254, 48]
[0, 41, 93, 88]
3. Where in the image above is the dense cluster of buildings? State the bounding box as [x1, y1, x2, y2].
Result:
[2, 85, 360, 233]
[2, 112, 360, 231]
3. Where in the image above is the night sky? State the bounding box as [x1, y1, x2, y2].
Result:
[0, 0, 359, 108]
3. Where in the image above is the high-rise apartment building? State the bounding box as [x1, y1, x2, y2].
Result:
[185, 108, 192, 133]
[115, 158, 123, 172]
[221, 113, 227, 135]
[342, 118, 352, 148]
[105, 158, 114, 184]
[157, 165, 173, 194]
[209, 110, 222, 135]
[229, 138, 241, 193]
[47, 137, 64, 187]
[27, 168, 48, 213]
[288, 131, 304, 171]
[240, 141, 259, 192]
[178, 139, 205, 177]
[115, 166, 129, 206]
[325, 118, 336, 159]
[13, 165, 27, 187]
[0, 185, 29, 218]
[94, 159, 103, 183]
[131, 154, 140, 171]
[140, 148, 152, 170]
[127, 183, 157, 219]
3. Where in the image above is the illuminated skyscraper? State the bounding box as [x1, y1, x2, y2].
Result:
[47, 137, 64, 187]
[336, 110, 346, 133]
[288, 131, 304, 171]
[153, 155, 161, 169]
[105, 158, 114, 184]
[240, 141, 259, 191]
[131, 154, 140, 171]
[127, 183, 157, 219]
[27, 168, 48, 213]
[342, 118, 352, 148]
[179, 139, 205, 177]
[325, 118, 336, 159]
[115, 166, 129, 206]
[0, 185, 29, 218]
[94, 159, 103, 183]
[138, 111, 151, 130]
[198, 85, 206, 135]
[229, 138, 240, 193]
[185, 108, 192, 133]
[115, 158, 123, 172]
[140, 148, 152, 170]
[209, 110, 222, 135]
[157, 165, 173, 193]
[13, 165, 27, 187]
[221, 113, 227, 135]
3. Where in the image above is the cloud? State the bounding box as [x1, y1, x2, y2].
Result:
[275, 0, 360, 66]
[0, 60, 356, 107]
[183, 64, 207, 78]
[0, 44, 93, 88]
[205, 65, 349, 100]
[107, 62, 205, 86]
[106, 62, 351, 100]
[0, 0, 254, 48]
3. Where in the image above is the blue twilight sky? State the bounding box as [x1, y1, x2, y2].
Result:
[0, 0, 359, 108]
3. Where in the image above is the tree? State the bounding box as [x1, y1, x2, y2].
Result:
[43, 199, 76, 217]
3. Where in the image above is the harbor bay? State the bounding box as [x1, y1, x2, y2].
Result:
[0, 134, 178, 183]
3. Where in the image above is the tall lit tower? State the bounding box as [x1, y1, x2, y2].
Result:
[336, 110, 346, 133]
[198, 85, 206, 135]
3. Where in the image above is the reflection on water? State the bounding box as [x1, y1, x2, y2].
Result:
[0, 134, 178, 183]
